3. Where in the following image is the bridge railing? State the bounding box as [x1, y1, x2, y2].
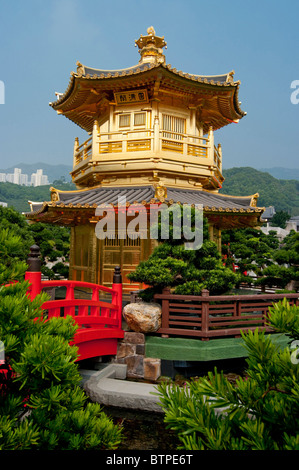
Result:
[23, 245, 123, 360]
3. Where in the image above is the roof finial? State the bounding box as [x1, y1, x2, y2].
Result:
[147, 26, 156, 35]
[135, 27, 167, 65]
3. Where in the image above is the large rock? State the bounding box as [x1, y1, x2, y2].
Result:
[123, 302, 162, 333]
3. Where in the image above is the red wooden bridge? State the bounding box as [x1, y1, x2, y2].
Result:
[25, 245, 124, 361]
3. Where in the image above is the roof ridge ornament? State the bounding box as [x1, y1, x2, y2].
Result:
[135, 26, 167, 65]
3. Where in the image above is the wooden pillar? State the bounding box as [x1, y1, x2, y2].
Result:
[161, 287, 170, 337]
[201, 289, 210, 340]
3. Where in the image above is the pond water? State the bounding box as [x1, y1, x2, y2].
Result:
[102, 406, 180, 451]
[101, 363, 247, 451]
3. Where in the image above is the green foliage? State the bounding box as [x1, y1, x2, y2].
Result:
[267, 298, 299, 342]
[254, 265, 297, 289]
[0, 205, 70, 279]
[0, 206, 35, 262]
[222, 227, 299, 289]
[0, 181, 75, 213]
[156, 301, 299, 450]
[222, 227, 278, 277]
[0, 228, 28, 285]
[270, 210, 291, 229]
[273, 231, 299, 267]
[128, 211, 240, 298]
[0, 228, 122, 450]
[255, 230, 298, 289]
[221, 167, 299, 216]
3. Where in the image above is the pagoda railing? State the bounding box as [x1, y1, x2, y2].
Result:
[73, 136, 92, 165]
[72, 128, 221, 170]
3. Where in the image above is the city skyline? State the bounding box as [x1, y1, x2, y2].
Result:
[0, 167, 49, 187]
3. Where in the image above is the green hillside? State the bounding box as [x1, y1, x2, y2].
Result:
[0, 167, 298, 216]
[0, 182, 75, 213]
[220, 167, 299, 216]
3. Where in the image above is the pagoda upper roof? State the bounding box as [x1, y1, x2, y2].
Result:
[49, 28, 246, 133]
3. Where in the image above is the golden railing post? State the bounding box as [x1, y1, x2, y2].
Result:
[92, 120, 99, 159]
[73, 137, 79, 166]
[208, 126, 214, 162]
[217, 143, 222, 171]
[122, 132, 127, 152]
[153, 115, 160, 153]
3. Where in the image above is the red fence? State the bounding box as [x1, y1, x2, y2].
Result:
[154, 287, 299, 340]
[24, 245, 124, 361]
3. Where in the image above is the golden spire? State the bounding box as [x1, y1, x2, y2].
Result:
[135, 26, 167, 65]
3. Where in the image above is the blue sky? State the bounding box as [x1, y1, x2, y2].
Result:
[0, 0, 299, 171]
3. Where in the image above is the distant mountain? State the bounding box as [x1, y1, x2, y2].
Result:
[221, 167, 299, 216]
[0, 163, 72, 183]
[258, 167, 299, 180]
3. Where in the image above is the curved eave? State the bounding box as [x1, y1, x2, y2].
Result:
[25, 186, 264, 229]
[49, 62, 245, 132]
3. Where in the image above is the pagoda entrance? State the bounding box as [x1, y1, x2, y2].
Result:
[98, 234, 143, 292]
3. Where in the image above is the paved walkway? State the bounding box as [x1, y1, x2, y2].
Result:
[80, 364, 163, 413]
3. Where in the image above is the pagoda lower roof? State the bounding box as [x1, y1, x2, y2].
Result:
[26, 185, 264, 229]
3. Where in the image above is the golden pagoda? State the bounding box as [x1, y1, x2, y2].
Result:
[27, 27, 264, 292]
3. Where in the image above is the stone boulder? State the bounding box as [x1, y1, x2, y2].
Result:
[123, 302, 162, 333]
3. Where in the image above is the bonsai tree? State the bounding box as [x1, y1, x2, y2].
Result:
[221, 227, 279, 282]
[156, 298, 299, 450]
[0, 228, 122, 450]
[255, 230, 299, 291]
[127, 205, 240, 299]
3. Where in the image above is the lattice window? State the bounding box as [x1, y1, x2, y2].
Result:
[124, 234, 141, 246]
[162, 114, 185, 140]
[119, 114, 131, 127]
[104, 234, 120, 246]
[134, 112, 146, 126]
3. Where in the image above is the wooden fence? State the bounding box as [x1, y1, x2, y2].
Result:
[153, 288, 299, 340]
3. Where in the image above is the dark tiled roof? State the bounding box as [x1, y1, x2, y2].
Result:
[79, 62, 231, 85]
[27, 186, 262, 216]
